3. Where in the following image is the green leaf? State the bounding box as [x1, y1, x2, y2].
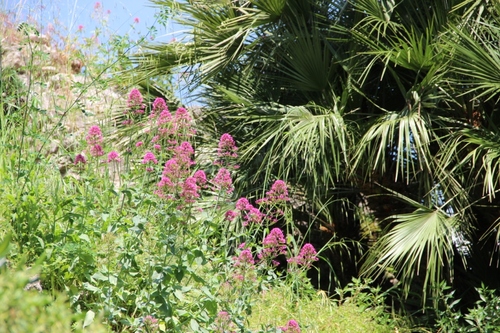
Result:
[190, 318, 199, 331]
[83, 310, 95, 328]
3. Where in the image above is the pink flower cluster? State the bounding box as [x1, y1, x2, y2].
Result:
[258, 228, 287, 266]
[279, 320, 301, 333]
[212, 167, 234, 195]
[107, 150, 120, 163]
[143, 315, 159, 332]
[213, 311, 236, 333]
[225, 198, 263, 226]
[287, 243, 319, 269]
[215, 133, 238, 167]
[257, 180, 290, 204]
[85, 125, 104, 157]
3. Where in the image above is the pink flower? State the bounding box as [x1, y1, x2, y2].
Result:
[86, 125, 103, 145]
[243, 206, 263, 225]
[90, 144, 104, 157]
[77, 25, 84, 32]
[107, 151, 120, 163]
[193, 170, 207, 186]
[152, 98, 167, 113]
[127, 88, 144, 110]
[258, 228, 287, 266]
[142, 151, 158, 164]
[136, 141, 144, 147]
[94, 2, 101, 10]
[280, 320, 301, 333]
[74, 154, 87, 165]
[288, 243, 318, 268]
[236, 198, 251, 210]
[233, 249, 255, 267]
[181, 177, 199, 203]
[154, 144, 161, 150]
[157, 109, 172, 125]
[225, 210, 237, 221]
[212, 168, 234, 194]
[143, 315, 158, 331]
[134, 17, 140, 24]
[217, 133, 238, 158]
[213, 311, 236, 333]
[257, 180, 290, 204]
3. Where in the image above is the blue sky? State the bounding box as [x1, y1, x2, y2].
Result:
[3, 0, 180, 43]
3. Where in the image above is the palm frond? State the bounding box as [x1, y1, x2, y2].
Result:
[362, 204, 457, 301]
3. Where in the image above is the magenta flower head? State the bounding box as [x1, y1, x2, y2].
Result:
[86, 125, 103, 145]
[280, 320, 301, 333]
[212, 168, 234, 195]
[181, 177, 199, 203]
[107, 151, 120, 163]
[258, 228, 287, 266]
[193, 170, 207, 186]
[233, 248, 255, 268]
[152, 97, 167, 113]
[257, 180, 290, 204]
[142, 151, 158, 164]
[74, 153, 87, 165]
[127, 88, 144, 110]
[213, 311, 236, 333]
[236, 197, 251, 211]
[90, 144, 104, 157]
[217, 133, 238, 158]
[287, 243, 318, 268]
[225, 210, 237, 222]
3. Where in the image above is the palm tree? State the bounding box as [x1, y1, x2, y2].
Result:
[131, 0, 500, 305]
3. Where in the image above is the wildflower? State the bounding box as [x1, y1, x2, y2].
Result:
[258, 228, 287, 266]
[142, 151, 158, 164]
[233, 248, 255, 267]
[180, 177, 199, 203]
[77, 25, 84, 32]
[127, 88, 144, 111]
[157, 109, 172, 126]
[94, 2, 101, 10]
[143, 315, 159, 332]
[217, 133, 238, 158]
[154, 144, 161, 150]
[74, 153, 87, 165]
[175, 141, 194, 159]
[212, 168, 234, 195]
[136, 141, 144, 147]
[193, 170, 207, 186]
[134, 17, 140, 24]
[86, 125, 103, 145]
[288, 243, 318, 269]
[236, 197, 251, 210]
[280, 320, 301, 333]
[225, 210, 237, 221]
[172, 107, 195, 138]
[213, 311, 236, 333]
[90, 144, 104, 157]
[243, 206, 263, 225]
[257, 180, 290, 204]
[107, 151, 120, 163]
[152, 97, 167, 113]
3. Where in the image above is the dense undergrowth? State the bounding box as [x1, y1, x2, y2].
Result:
[1, 2, 500, 333]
